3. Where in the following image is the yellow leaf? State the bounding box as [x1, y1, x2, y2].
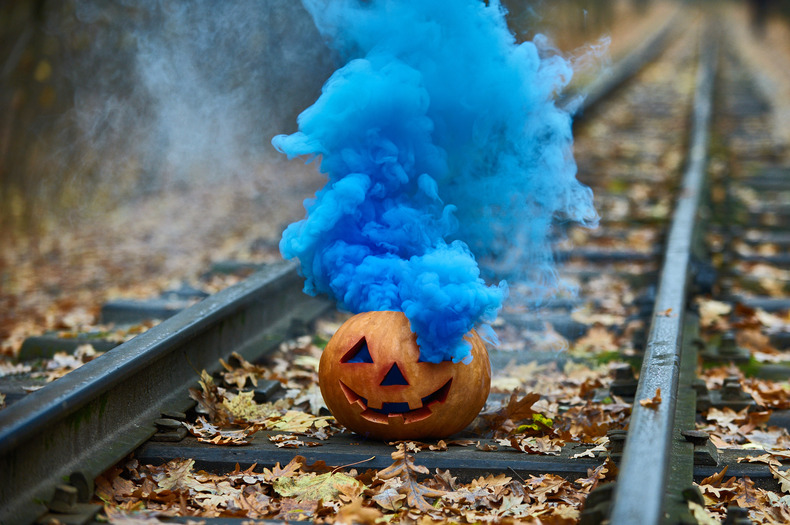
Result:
[222, 391, 277, 422]
[273, 472, 362, 502]
[771, 466, 790, 493]
[688, 501, 720, 525]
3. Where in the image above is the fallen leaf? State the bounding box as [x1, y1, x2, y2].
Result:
[688, 501, 720, 525]
[508, 436, 563, 455]
[476, 441, 498, 452]
[374, 443, 446, 513]
[273, 471, 362, 502]
[334, 498, 383, 524]
[183, 416, 254, 445]
[153, 459, 215, 494]
[771, 466, 790, 493]
[737, 453, 782, 468]
[640, 388, 662, 409]
[700, 466, 729, 486]
[572, 442, 608, 459]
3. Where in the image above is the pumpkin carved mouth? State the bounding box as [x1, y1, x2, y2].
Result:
[338, 378, 453, 424]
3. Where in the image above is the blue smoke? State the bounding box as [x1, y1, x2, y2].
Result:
[273, 0, 597, 363]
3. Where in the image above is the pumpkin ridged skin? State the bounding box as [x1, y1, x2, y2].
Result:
[319, 311, 491, 440]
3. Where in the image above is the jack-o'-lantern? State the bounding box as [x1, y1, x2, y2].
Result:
[319, 311, 491, 440]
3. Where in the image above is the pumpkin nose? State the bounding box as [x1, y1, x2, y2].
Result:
[380, 363, 409, 386]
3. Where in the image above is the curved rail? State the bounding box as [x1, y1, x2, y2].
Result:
[608, 24, 719, 525]
[0, 262, 328, 525]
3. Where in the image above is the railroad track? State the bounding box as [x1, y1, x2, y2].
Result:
[2, 6, 790, 525]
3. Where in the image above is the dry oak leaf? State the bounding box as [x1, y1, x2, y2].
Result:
[771, 466, 790, 493]
[267, 410, 333, 433]
[687, 501, 720, 525]
[290, 383, 327, 416]
[575, 458, 617, 493]
[273, 471, 363, 503]
[696, 298, 732, 327]
[697, 470, 740, 504]
[446, 474, 512, 508]
[480, 391, 542, 433]
[333, 498, 383, 524]
[374, 444, 446, 513]
[184, 416, 255, 445]
[476, 441, 498, 452]
[273, 497, 319, 521]
[433, 469, 458, 491]
[263, 455, 305, 482]
[222, 391, 280, 423]
[573, 324, 619, 355]
[153, 458, 216, 494]
[370, 484, 407, 512]
[699, 465, 729, 487]
[572, 442, 608, 459]
[731, 477, 763, 510]
[103, 507, 173, 524]
[189, 370, 231, 426]
[737, 453, 782, 468]
[526, 474, 574, 505]
[507, 436, 563, 455]
[219, 351, 268, 389]
[640, 388, 662, 409]
[232, 490, 272, 518]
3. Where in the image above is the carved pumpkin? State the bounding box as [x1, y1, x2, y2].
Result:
[319, 311, 491, 440]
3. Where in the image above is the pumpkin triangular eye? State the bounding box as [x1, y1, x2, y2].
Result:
[380, 363, 409, 386]
[341, 337, 373, 363]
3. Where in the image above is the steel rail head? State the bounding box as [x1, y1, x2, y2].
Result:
[608, 24, 719, 525]
[0, 260, 328, 525]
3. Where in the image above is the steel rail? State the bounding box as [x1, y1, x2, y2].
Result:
[0, 261, 328, 525]
[608, 24, 719, 525]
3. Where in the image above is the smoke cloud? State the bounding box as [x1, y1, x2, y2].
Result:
[33, 0, 334, 205]
[274, 0, 597, 363]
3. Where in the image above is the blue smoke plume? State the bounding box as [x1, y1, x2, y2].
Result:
[273, 0, 597, 363]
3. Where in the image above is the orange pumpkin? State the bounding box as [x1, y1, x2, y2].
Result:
[318, 311, 491, 440]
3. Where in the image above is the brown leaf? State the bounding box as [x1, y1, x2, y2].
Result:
[273, 471, 363, 503]
[264, 456, 305, 482]
[687, 501, 720, 525]
[479, 392, 542, 434]
[508, 436, 563, 455]
[188, 370, 231, 426]
[374, 443, 446, 513]
[732, 477, 762, 509]
[433, 469, 458, 491]
[233, 490, 273, 518]
[700, 466, 729, 487]
[575, 458, 616, 494]
[639, 388, 662, 409]
[737, 453, 782, 468]
[771, 466, 790, 493]
[269, 433, 321, 448]
[183, 416, 253, 445]
[273, 497, 318, 520]
[334, 498, 383, 524]
[527, 474, 575, 505]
